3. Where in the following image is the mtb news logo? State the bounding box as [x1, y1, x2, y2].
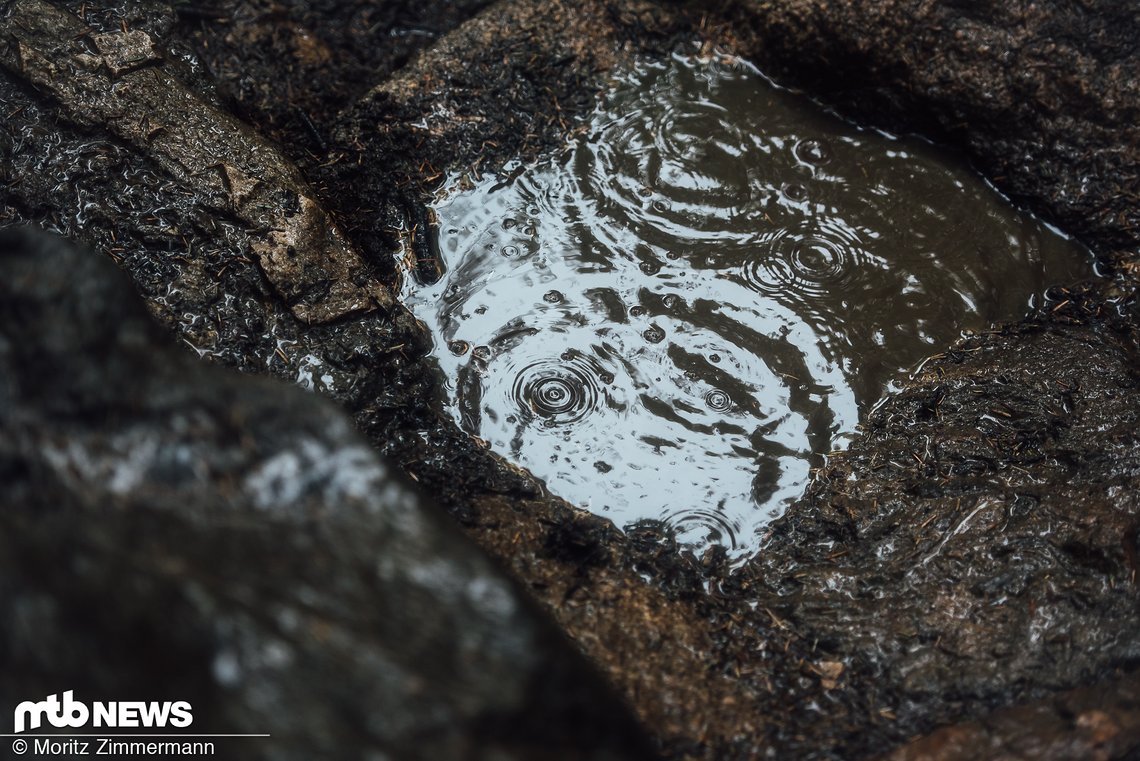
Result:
[13, 691, 193, 734]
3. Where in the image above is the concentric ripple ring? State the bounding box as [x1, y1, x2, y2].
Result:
[511, 359, 603, 427]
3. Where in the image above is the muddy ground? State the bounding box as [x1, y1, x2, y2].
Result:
[2, 0, 1139, 759]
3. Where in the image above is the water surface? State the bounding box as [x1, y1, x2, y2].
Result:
[403, 53, 1091, 560]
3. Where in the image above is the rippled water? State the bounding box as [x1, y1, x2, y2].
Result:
[402, 53, 1091, 560]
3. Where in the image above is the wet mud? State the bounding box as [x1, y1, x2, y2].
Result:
[2, 0, 1139, 759]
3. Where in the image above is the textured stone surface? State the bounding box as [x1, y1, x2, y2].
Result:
[1, 0, 391, 323]
[880, 670, 1140, 761]
[0, 226, 654, 761]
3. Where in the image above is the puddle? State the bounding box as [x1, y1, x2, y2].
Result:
[401, 52, 1092, 560]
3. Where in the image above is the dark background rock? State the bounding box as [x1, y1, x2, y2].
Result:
[879, 669, 1140, 761]
[0, 226, 656, 761]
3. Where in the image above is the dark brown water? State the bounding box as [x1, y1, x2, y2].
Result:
[402, 53, 1091, 560]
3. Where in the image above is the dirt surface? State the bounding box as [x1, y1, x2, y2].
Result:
[2, 0, 1139, 759]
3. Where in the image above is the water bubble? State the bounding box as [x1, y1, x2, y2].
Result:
[782, 182, 808, 202]
[639, 260, 661, 276]
[794, 138, 833, 166]
[472, 345, 491, 360]
[448, 340, 471, 356]
[643, 324, 666, 343]
[502, 244, 520, 257]
[662, 294, 681, 309]
[629, 305, 646, 318]
[502, 218, 517, 230]
[599, 371, 615, 384]
[651, 199, 670, 213]
[543, 290, 564, 303]
[709, 353, 721, 363]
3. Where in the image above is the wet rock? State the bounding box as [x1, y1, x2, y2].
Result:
[170, 0, 498, 160]
[879, 670, 1140, 761]
[0, 0, 392, 324]
[0, 227, 654, 761]
[739, 284, 1140, 757]
[342, 2, 1140, 756]
[336, 0, 683, 184]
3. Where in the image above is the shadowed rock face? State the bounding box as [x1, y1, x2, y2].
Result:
[877, 668, 1140, 761]
[0, 227, 655, 761]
